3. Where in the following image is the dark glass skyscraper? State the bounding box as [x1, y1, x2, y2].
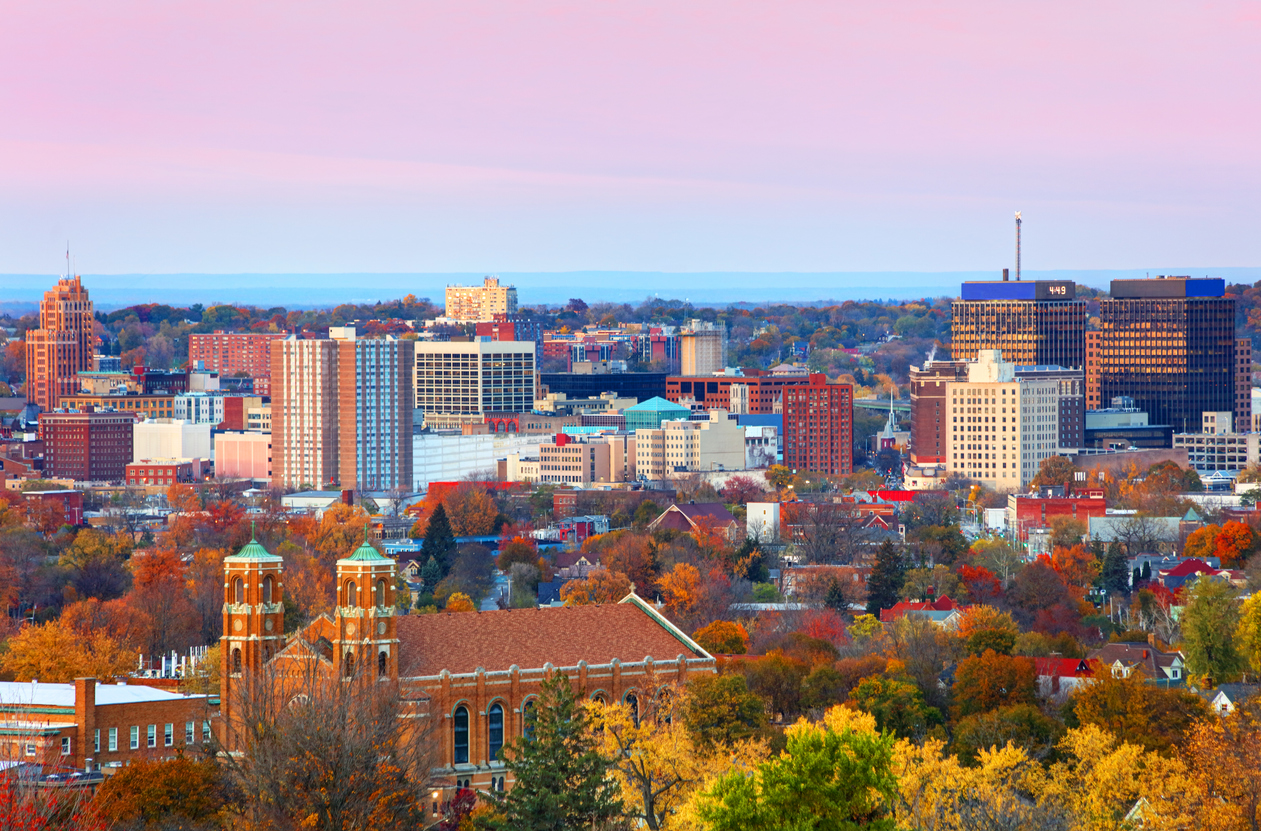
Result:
[1098, 277, 1235, 434]
[951, 280, 1086, 369]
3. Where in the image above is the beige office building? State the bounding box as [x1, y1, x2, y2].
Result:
[635, 410, 745, 481]
[414, 339, 536, 429]
[444, 277, 519, 323]
[944, 350, 1077, 490]
[270, 330, 414, 491]
[679, 320, 727, 376]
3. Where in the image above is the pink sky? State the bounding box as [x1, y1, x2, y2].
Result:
[0, 1, 1258, 276]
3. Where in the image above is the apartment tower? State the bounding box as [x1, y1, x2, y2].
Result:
[679, 320, 727, 376]
[783, 375, 854, 475]
[444, 277, 518, 323]
[270, 329, 413, 491]
[25, 275, 95, 412]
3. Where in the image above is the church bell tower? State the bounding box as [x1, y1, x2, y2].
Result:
[334, 531, 399, 681]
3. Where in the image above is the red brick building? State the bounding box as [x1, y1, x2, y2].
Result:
[218, 395, 265, 431]
[188, 331, 287, 396]
[25, 275, 94, 414]
[221, 535, 715, 801]
[908, 360, 968, 465]
[783, 376, 854, 475]
[0, 678, 214, 773]
[1007, 490, 1108, 540]
[126, 459, 200, 487]
[665, 371, 811, 414]
[38, 410, 134, 482]
[22, 489, 84, 526]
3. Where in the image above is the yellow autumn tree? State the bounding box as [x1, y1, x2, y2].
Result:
[445, 592, 476, 612]
[559, 568, 633, 606]
[0, 619, 136, 682]
[588, 688, 767, 830]
[1025, 724, 1197, 831]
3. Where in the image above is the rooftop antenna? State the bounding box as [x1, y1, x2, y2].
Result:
[1014, 212, 1022, 281]
[65, 243, 70, 279]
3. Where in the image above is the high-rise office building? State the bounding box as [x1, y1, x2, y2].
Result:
[679, 320, 727, 376]
[444, 277, 518, 323]
[951, 280, 1086, 368]
[414, 339, 536, 429]
[25, 275, 95, 412]
[1098, 277, 1236, 435]
[943, 351, 1082, 489]
[783, 375, 854, 475]
[270, 329, 413, 491]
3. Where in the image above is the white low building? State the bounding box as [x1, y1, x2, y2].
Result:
[133, 419, 212, 463]
[412, 430, 550, 491]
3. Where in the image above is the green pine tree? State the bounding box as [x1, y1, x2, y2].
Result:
[865, 540, 905, 616]
[419, 556, 442, 588]
[1101, 542, 1130, 596]
[824, 579, 848, 612]
[478, 673, 622, 831]
[419, 503, 457, 577]
[1141, 561, 1152, 582]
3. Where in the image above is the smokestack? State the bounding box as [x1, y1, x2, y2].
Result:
[1002, 268, 1009, 282]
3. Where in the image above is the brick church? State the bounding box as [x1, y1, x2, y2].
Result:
[220, 533, 715, 795]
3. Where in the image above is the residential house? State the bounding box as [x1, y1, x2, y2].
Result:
[1035, 657, 1099, 700]
[1207, 683, 1261, 715]
[879, 596, 967, 624]
[646, 503, 740, 540]
[1087, 642, 1185, 687]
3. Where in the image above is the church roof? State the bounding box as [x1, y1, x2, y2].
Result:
[396, 594, 709, 677]
[225, 529, 281, 563]
[338, 531, 392, 564]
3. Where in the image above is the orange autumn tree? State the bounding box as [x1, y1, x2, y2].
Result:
[693, 620, 749, 655]
[127, 547, 199, 658]
[1215, 521, 1256, 566]
[659, 562, 702, 622]
[166, 482, 202, 513]
[0, 619, 136, 682]
[1184, 524, 1221, 561]
[559, 568, 633, 606]
[1050, 544, 1102, 595]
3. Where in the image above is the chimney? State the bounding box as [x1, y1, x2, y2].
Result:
[75, 677, 96, 771]
[1002, 268, 1009, 282]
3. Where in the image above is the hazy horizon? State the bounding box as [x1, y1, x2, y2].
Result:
[3, 268, 1260, 311]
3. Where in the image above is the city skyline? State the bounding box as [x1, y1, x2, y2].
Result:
[1, 2, 1258, 279]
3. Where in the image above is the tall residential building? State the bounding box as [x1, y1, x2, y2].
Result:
[188, 331, 287, 395]
[444, 277, 518, 323]
[335, 333, 414, 491]
[39, 409, 133, 482]
[679, 320, 727, 376]
[413, 339, 535, 429]
[944, 350, 1083, 489]
[783, 375, 854, 475]
[908, 359, 969, 466]
[1085, 331, 1102, 411]
[270, 331, 414, 491]
[951, 280, 1086, 368]
[25, 275, 95, 412]
[1098, 277, 1235, 434]
[1236, 338, 1252, 433]
[634, 411, 746, 480]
